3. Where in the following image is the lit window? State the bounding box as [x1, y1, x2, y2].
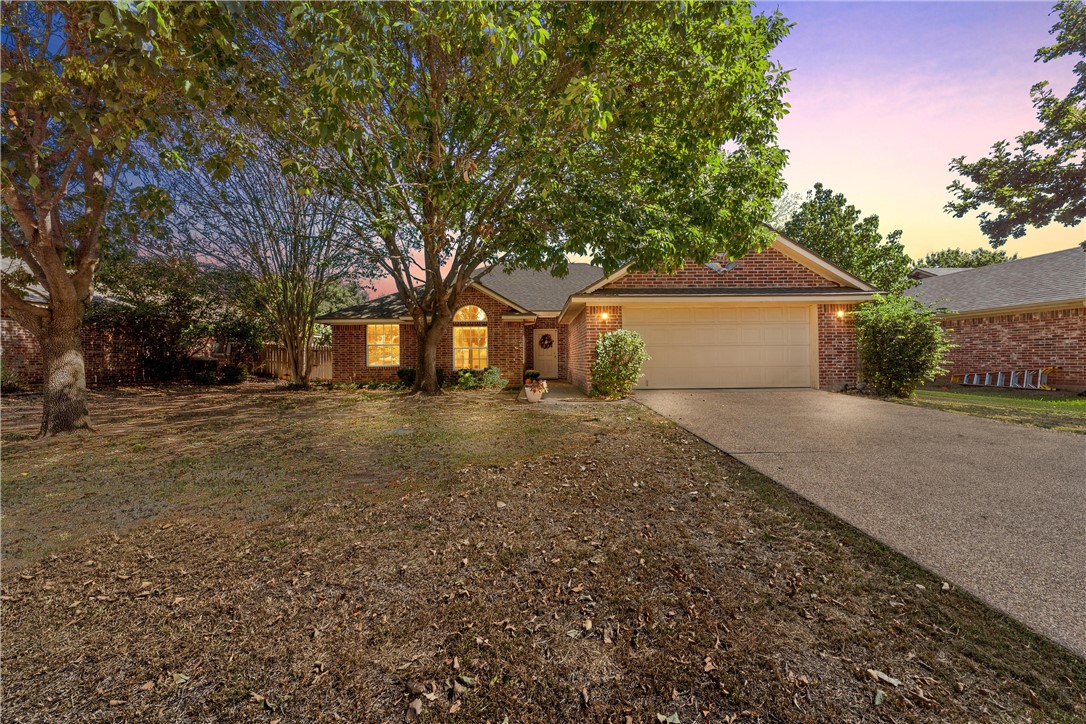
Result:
[454, 327, 488, 369]
[367, 324, 400, 366]
[453, 304, 487, 322]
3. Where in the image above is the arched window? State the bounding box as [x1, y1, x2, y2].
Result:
[453, 305, 488, 368]
[453, 305, 487, 322]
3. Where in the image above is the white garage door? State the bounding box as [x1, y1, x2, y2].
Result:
[624, 306, 812, 389]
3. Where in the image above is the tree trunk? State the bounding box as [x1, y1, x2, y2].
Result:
[284, 335, 309, 387]
[37, 323, 92, 437]
[413, 317, 448, 395]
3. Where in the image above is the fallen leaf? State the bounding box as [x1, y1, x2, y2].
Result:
[704, 656, 717, 672]
[172, 672, 191, 686]
[139, 680, 155, 691]
[874, 689, 886, 706]
[496, 501, 507, 509]
[407, 698, 423, 721]
[448, 700, 461, 714]
[108, 699, 126, 706]
[867, 669, 902, 687]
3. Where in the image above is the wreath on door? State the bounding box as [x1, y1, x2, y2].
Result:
[538, 333, 554, 350]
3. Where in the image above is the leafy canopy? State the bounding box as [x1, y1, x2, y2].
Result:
[918, 247, 1017, 269]
[946, 1, 1086, 246]
[782, 183, 913, 292]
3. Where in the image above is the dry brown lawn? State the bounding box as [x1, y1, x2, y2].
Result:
[2, 383, 1084, 722]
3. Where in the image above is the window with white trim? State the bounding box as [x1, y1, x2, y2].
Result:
[453, 305, 488, 369]
[366, 324, 400, 366]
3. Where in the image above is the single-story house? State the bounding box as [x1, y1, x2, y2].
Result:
[318, 232, 878, 392]
[905, 246, 1086, 389]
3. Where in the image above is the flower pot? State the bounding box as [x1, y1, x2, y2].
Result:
[525, 386, 544, 403]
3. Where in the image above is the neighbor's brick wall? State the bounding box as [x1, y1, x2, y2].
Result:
[817, 304, 859, 391]
[938, 306, 1086, 388]
[523, 319, 570, 381]
[331, 287, 526, 384]
[568, 305, 622, 393]
[600, 248, 842, 291]
[1, 314, 141, 387]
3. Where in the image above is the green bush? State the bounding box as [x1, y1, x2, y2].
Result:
[219, 363, 248, 384]
[852, 294, 953, 398]
[0, 361, 29, 393]
[480, 366, 508, 389]
[590, 329, 649, 399]
[456, 370, 483, 390]
[191, 369, 219, 386]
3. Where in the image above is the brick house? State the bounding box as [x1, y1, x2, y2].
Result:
[906, 246, 1086, 389]
[319, 232, 877, 392]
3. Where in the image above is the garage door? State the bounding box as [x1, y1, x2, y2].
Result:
[623, 306, 812, 389]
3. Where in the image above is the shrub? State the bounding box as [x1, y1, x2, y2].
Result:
[480, 366, 508, 389]
[220, 363, 248, 384]
[0, 361, 29, 393]
[191, 369, 218, 386]
[852, 294, 953, 398]
[456, 370, 482, 390]
[523, 369, 541, 381]
[590, 329, 649, 399]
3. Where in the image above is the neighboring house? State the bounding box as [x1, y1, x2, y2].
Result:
[906, 246, 1086, 389]
[907, 267, 969, 280]
[318, 232, 878, 392]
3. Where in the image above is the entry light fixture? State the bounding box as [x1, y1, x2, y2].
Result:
[836, 310, 845, 319]
[600, 312, 610, 320]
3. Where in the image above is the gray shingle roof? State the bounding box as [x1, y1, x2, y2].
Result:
[597, 287, 872, 297]
[905, 247, 1086, 313]
[474, 262, 604, 312]
[318, 262, 605, 321]
[318, 293, 408, 321]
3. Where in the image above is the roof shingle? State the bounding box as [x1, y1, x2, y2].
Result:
[905, 247, 1086, 313]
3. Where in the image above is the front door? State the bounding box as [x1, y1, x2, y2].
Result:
[533, 328, 559, 379]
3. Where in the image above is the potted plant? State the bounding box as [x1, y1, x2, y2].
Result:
[523, 369, 548, 402]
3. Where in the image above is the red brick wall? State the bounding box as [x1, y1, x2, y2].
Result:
[817, 304, 860, 391]
[938, 306, 1085, 388]
[523, 319, 570, 381]
[330, 287, 526, 384]
[1, 315, 142, 387]
[568, 305, 622, 393]
[600, 248, 842, 291]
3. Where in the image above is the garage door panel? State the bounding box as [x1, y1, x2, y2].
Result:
[624, 306, 812, 389]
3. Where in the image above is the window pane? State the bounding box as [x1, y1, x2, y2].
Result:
[454, 305, 487, 322]
[367, 324, 400, 366]
[453, 326, 488, 369]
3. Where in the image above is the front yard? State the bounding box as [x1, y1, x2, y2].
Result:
[903, 386, 1086, 433]
[2, 384, 1084, 722]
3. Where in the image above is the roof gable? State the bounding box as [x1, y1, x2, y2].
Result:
[583, 235, 875, 296]
[474, 262, 603, 312]
[905, 247, 1086, 314]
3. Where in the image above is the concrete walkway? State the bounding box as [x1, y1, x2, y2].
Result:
[636, 389, 1086, 657]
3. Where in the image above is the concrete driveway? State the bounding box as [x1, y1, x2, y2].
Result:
[636, 389, 1086, 657]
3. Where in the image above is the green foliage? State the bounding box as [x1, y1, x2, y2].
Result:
[852, 295, 954, 398]
[524, 369, 542, 382]
[219, 364, 248, 385]
[783, 183, 913, 292]
[190, 369, 219, 386]
[947, 1, 1086, 245]
[456, 366, 508, 390]
[590, 330, 649, 400]
[919, 247, 1017, 269]
[1, 362, 30, 394]
[89, 252, 267, 381]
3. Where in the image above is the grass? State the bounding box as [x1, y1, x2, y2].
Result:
[902, 386, 1086, 433]
[2, 383, 1084, 722]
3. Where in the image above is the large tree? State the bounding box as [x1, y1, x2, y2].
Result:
[947, 1, 1085, 246]
[151, 132, 369, 386]
[782, 183, 913, 292]
[919, 247, 1017, 268]
[283, 1, 791, 393]
[1, 1, 240, 435]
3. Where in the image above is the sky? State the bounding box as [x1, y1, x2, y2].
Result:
[764, 1, 1081, 261]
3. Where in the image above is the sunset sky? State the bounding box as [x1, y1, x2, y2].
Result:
[766, 0, 1080, 261]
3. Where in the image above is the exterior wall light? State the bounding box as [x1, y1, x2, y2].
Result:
[600, 312, 610, 320]
[836, 310, 845, 319]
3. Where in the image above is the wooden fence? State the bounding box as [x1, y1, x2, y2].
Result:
[256, 343, 333, 381]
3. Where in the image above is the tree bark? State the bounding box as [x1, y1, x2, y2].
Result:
[413, 315, 449, 395]
[37, 322, 92, 437]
